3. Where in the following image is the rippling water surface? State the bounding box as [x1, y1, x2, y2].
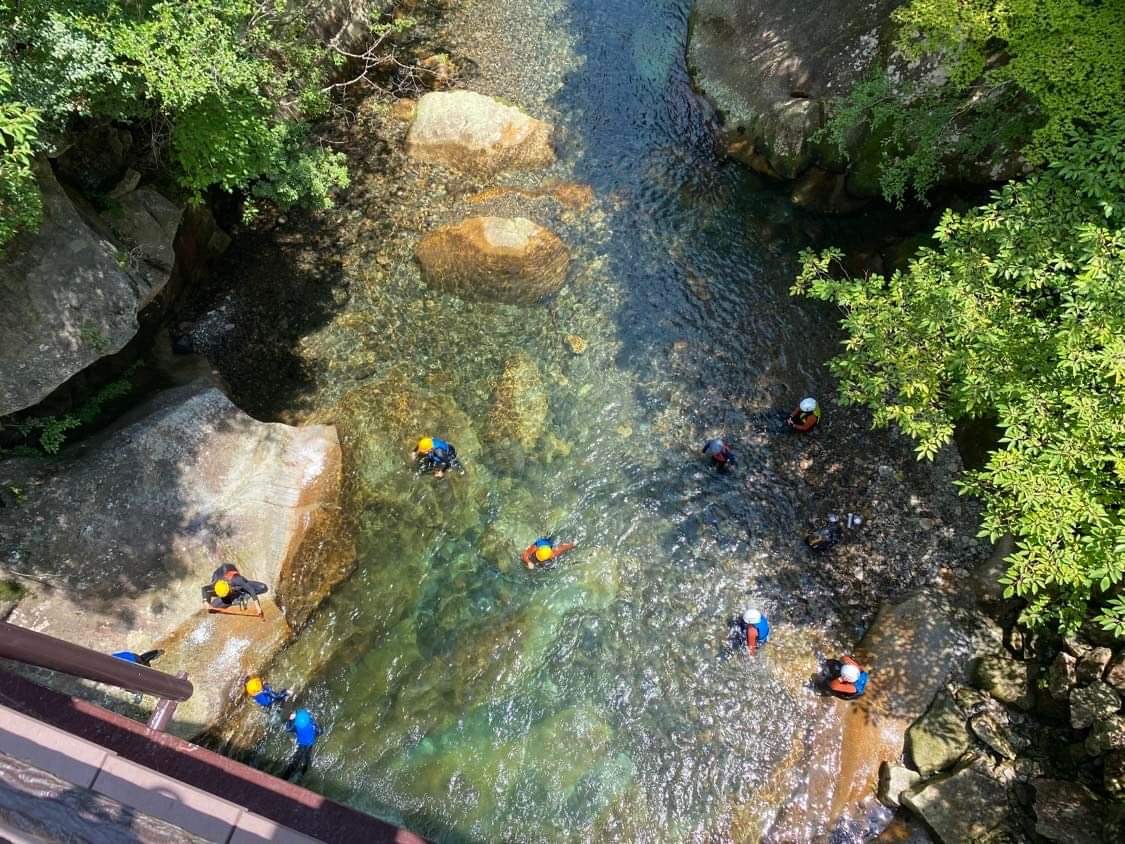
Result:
[227, 0, 879, 839]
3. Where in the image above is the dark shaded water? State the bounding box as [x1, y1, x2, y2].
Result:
[216, 0, 891, 840]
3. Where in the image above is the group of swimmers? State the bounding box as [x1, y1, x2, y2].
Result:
[416, 394, 870, 700]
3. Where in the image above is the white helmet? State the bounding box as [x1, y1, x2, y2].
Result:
[840, 663, 861, 683]
[799, 397, 818, 413]
[742, 608, 761, 624]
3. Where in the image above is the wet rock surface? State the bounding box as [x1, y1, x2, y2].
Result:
[0, 162, 182, 416]
[908, 690, 972, 776]
[415, 216, 570, 304]
[903, 762, 1009, 842]
[406, 90, 555, 173]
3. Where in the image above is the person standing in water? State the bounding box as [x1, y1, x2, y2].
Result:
[244, 676, 289, 709]
[786, 397, 821, 432]
[701, 437, 737, 472]
[521, 536, 575, 570]
[412, 436, 462, 478]
[728, 608, 770, 656]
[823, 656, 869, 700]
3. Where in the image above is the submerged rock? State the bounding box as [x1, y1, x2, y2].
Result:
[0, 161, 182, 415]
[416, 216, 570, 305]
[406, 90, 555, 173]
[487, 353, 549, 452]
[0, 380, 343, 733]
[903, 763, 1009, 842]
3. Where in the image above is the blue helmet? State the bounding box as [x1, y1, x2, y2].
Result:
[294, 708, 313, 729]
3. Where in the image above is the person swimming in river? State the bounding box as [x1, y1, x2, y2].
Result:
[804, 512, 863, 553]
[728, 607, 770, 656]
[701, 437, 737, 473]
[521, 537, 575, 570]
[786, 397, 821, 433]
[201, 562, 267, 615]
[412, 436, 462, 478]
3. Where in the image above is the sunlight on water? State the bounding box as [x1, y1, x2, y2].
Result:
[228, 0, 870, 840]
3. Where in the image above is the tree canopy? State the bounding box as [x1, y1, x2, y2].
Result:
[798, 0, 1125, 636]
[0, 0, 351, 248]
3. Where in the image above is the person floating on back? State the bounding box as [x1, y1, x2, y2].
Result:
[824, 656, 869, 700]
[701, 437, 737, 473]
[805, 512, 862, 553]
[786, 397, 821, 433]
[729, 608, 770, 656]
[522, 536, 575, 570]
[283, 708, 321, 781]
[413, 436, 462, 478]
[111, 649, 163, 667]
[245, 675, 289, 709]
[202, 562, 267, 615]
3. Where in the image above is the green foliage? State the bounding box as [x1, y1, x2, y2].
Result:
[13, 363, 140, 454]
[794, 119, 1125, 635]
[0, 66, 42, 249]
[821, 0, 1125, 204]
[0, 578, 26, 603]
[0, 0, 353, 235]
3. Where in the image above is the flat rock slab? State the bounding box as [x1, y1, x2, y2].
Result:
[903, 764, 1009, 842]
[0, 162, 181, 416]
[907, 690, 971, 776]
[406, 90, 555, 174]
[0, 380, 342, 731]
[1032, 777, 1106, 843]
[415, 216, 570, 304]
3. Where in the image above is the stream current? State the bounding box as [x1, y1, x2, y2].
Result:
[210, 0, 890, 840]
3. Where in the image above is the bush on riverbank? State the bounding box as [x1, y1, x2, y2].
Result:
[795, 0, 1125, 638]
[0, 0, 353, 249]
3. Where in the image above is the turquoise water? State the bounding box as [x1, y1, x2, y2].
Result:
[207, 0, 885, 840]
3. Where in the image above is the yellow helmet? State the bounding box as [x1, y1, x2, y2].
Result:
[535, 544, 554, 562]
[417, 437, 434, 454]
[245, 677, 263, 696]
[213, 579, 231, 598]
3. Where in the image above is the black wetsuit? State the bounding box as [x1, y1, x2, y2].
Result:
[805, 521, 844, 553]
[202, 563, 268, 606]
[419, 440, 461, 474]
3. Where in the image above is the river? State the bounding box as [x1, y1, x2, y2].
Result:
[196, 0, 909, 840]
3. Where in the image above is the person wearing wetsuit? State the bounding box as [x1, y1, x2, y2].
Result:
[805, 514, 845, 553]
[823, 656, 869, 700]
[729, 608, 771, 656]
[701, 438, 737, 473]
[413, 436, 462, 478]
[111, 649, 163, 667]
[283, 708, 320, 780]
[521, 537, 576, 570]
[245, 676, 289, 709]
[201, 563, 268, 609]
[787, 397, 821, 433]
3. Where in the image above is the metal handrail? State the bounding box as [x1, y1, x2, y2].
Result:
[0, 621, 193, 701]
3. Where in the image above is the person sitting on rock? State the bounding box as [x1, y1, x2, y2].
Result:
[729, 608, 770, 656]
[111, 649, 164, 667]
[786, 397, 821, 433]
[521, 536, 575, 570]
[283, 708, 320, 781]
[701, 437, 737, 473]
[413, 436, 462, 478]
[824, 656, 868, 700]
[805, 512, 862, 553]
[244, 675, 289, 709]
[201, 563, 267, 612]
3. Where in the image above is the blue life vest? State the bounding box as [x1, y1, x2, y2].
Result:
[111, 651, 139, 663]
[288, 710, 320, 747]
[854, 671, 869, 695]
[533, 537, 553, 549]
[432, 437, 452, 456]
[753, 617, 770, 645]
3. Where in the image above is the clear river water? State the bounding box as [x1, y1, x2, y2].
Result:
[203, 0, 905, 840]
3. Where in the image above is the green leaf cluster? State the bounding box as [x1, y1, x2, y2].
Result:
[0, 0, 351, 248]
[794, 117, 1125, 635]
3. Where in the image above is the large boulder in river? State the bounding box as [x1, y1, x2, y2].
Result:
[406, 90, 555, 173]
[415, 216, 570, 304]
[906, 690, 971, 776]
[0, 380, 345, 731]
[687, 0, 907, 179]
[902, 763, 1009, 842]
[0, 161, 183, 416]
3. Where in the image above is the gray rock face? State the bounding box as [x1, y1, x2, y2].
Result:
[903, 763, 1009, 842]
[970, 711, 1019, 760]
[1032, 778, 1105, 843]
[1085, 715, 1125, 755]
[0, 381, 344, 733]
[1076, 646, 1112, 685]
[974, 656, 1033, 710]
[1069, 682, 1121, 730]
[415, 216, 570, 304]
[1048, 651, 1077, 701]
[687, 0, 905, 179]
[878, 762, 920, 809]
[406, 91, 555, 174]
[0, 162, 182, 416]
[1107, 652, 1125, 694]
[907, 690, 972, 776]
